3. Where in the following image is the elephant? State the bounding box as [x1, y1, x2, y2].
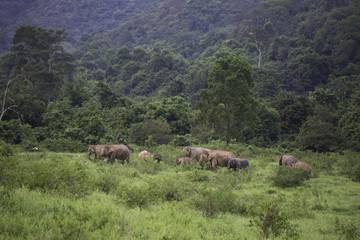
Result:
[100, 144, 130, 164]
[291, 161, 312, 178]
[138, 150, 152, 161]
[181, 146, 211, 162]
[175, 157, 194, 165]
[227, 158, 249, 171]
[279, 155, 297, 166]
[88, 144, 108, 161]
[153, 154, 162, 163]
[199, 150, 235, 172]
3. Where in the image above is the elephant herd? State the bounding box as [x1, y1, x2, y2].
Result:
[87, 144, 130, 164]
[87, 145, 311, 177]
[279, 154, 312, 177]
[180, 146, 248, 172]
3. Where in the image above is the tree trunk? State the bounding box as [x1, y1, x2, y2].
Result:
[0, 79, 16, 121]
[255, 40, 262, 68]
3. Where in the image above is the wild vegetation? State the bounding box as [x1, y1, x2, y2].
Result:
[1, 0, 359, 152]
[1, 142, 360, 239]
[0, 1, 359, 238]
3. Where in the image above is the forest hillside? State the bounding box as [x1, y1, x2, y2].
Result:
[0, 0, 359, 152]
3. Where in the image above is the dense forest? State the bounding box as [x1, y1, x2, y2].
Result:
[0, 0, 359, 152]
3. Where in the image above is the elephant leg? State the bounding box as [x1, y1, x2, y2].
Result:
[210, 160, 217, 172]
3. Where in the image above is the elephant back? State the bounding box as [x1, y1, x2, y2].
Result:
[209, 150, 235, 167]
[293, 161, 312, 173]
[279, 155, 297, 166]
[182, 146, 211, 161]
[138, 150, 151, 160]
[175, 157, 193, 165]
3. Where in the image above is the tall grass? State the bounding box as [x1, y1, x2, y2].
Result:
[0, 143, 359, 239]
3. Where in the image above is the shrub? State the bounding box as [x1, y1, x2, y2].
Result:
[115, 175, 187, 208]
[19, 156, 91, 198]
[271, 166, 310, 188]
[0, 140, 14, 157]
[0, 142, 18, 189]
[336, 150, 360, 182]
[189, 184, 247, 217]
[334, 217, 360, 240]
[39, 138, 86, 152]
[250, 199, 299, 239]
[171, 134, 194, 147]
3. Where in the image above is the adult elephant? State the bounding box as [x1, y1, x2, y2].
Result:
[175, 157, 194, 165]
[279, 155, 297, 166]
[181, 146, 211, 162]
[138, 150, 151, 161]
[88, 145, 107, 161]
[199, 150, 235, 172]
[227, 158, 249, 171]
[291, 161, 312, 178]
[100, 144, 130, 164]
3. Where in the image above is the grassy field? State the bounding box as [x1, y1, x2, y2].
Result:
[0, 143, 359, 239]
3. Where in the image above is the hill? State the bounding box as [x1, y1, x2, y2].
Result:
[0, 0, 163, 53]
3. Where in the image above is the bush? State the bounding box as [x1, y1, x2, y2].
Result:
[250, 198, 299, 239]
[170, 134, 194, 146]
[336, 150, 360, 182]
[0, 140, 14, 157]
[0, 142, 18, 189]
[39, 138, 86, 152]
[115, 175, 187, 208]
[271, 166, 310, 188]
[334, 217, 360, 240]
[19, 156, 91, 198]
[189, 184, 247, 217]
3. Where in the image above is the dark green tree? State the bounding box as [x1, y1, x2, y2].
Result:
[153, 96, 191, 135]
[272, 91, 312, 138]
[198, 55, 258, 146]
[297, 105, 347, 152]
[12, 26, 74, 105]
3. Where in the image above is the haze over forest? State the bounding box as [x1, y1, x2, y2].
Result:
[0, 0, 359, 152]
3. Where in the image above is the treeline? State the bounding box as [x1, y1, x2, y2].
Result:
[0, 0, 359, 152]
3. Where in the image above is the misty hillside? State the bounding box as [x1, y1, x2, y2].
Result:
[0, 0, 163, 53]
[0, 0, 360, 152]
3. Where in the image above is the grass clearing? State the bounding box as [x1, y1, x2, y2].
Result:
[1, 144, 359, 239]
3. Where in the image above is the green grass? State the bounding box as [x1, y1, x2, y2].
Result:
[0, 143, 359, 239]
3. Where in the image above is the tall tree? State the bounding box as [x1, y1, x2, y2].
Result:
[12, 26, 74, 105]
[198, 55, 258, 146]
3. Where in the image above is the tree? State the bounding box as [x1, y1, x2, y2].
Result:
[12, 26, 74, 105]
[153, 96, 191, 135]
[198, 55, 258, 146]
[297, 105, 347, 152]
[272, 91, 312, 138]
[0, 78, 16, 121]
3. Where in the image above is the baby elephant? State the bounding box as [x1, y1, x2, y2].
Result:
[175, 157, 194, 165]
[153, 154, 162, 163]
[291, 161, 312, 176]
[227, 158, 249, 171]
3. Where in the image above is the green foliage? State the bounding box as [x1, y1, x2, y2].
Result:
[5, 154, 90, 197]
[0, 120, 23, 144]
[250, 196, 300, 239]
[334, 217, 360, 240]
[0, 140, 14, 157]
[1, 1, 360, 152]
[297, 105, 347, 152]
[0, 145, 360, 239]
[271, 90, 313, 141]
[198, 55, 258, 145]
[39, 138, 86, 152]
[271, 166, 310, 188]
[128, 118, 172, 146]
